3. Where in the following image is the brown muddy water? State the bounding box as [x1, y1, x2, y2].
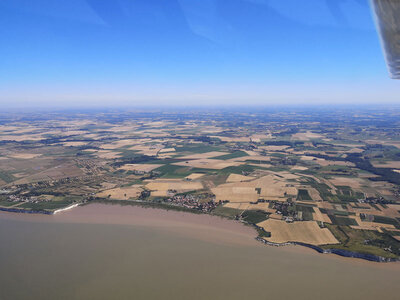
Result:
[1, 203, 400, 300]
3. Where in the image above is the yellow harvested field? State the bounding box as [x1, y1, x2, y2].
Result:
[312, 207, 332, 223]
[212, 175, 297, 203]
[260, 145, 289, 151]
[254, 176, 297, 199]
[265, 197, 290, 202]
[159, 148, 175, 153]
[11, 173, 27, 178]
[128, 144, 159, 151]
[105, 126, 138, 132]
[173, 159, 243, 170]
[223, 203, 250, 210]
[291, 131, 323, 141]
[249, 163, 272, 168]
[145, 179, 203, 197]
[291, 166, 308, 171]
[100, 140, 136, 149]
[226, 174, 255, 182]
[257, 219, 339, 245]
[350, 207, 385, 216]
[101, 182, 117, 189]
[96, 186, 142, 200]
[353, 215, 396, 231]
[387, 204, 400, 210]
[142, 121, 168, 127]
[375, 206, 400, 218]
[118, 164, 163, 172]
[329, 177, 363, 189]
[315, 159, 355, 167]
[185, 173, 205, 180]
[249, 134, 270, 142]
[157, 154, 174, 159]
[247, 202, 276, 213]
[83, 149, 98, 152]
[145, 149, 163, 156]
[82, 133, 100, 139]
[128, 144, 163, 156]
[307, 188, 322, 201]
[212, 186, 259, 203]
[0, 126, 34, 133]
[347, 147, 364, 153]
[372, 161, 400, 169]
[244, 150, 262, 156]
[347, 203, 370, 212]
[269, 214, 283, 220]
[8, 153, 41, 159]
[300, 155, 316, 161]
[95, 150, 122, 159]
[316, 201, 333, 209]
[272, 171, 299, 180]
[57, 130, 88, 136]
[0, 135, 44, 141]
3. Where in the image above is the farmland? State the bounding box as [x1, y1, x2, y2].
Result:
[0, 107, 400, 259]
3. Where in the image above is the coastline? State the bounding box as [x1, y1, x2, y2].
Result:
[0, 202, 82, 215]
[0, 202, 258, 247]
[255, 237, 397, 262]
[1, 200, 399, 263]
[53, 203, 81, 214]
[0, 206, 53, 215]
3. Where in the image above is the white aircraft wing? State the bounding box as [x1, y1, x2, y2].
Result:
[370, 0, 400, 79]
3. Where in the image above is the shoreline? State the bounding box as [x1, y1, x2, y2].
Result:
[1, 200, 399, 263]
[0, 203, 82, 215]
[0, 206, 53, 215]
[53, 203, 81, 214]
[255, 237, 397, 263]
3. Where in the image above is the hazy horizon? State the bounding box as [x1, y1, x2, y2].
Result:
[1, 103, 400, 113]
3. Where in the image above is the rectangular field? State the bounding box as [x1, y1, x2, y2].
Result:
[257, 219, 339, 245]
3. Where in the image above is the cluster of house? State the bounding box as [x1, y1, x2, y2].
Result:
[164, 194, 217, 212]
[4, 194, 41, 204]
[361, 196, 393, 205]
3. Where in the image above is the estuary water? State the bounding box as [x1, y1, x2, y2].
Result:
[1, 203, 400, 300]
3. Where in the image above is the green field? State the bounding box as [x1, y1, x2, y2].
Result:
[212, 151, 249, 160]
[0, 171, 15, 183]
[0, 200, 19, 207]
[328, 215, 358, 226]
[175, 145, 224, 154]
[241, 210, 269, 224]
[153, 165, 192, 178]
[211, 206, 241, 219]
[324, 225, 400, 258]
[296, 189, 312, 201]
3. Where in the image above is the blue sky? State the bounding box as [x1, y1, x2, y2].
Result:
[0, 0, 399, 107]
